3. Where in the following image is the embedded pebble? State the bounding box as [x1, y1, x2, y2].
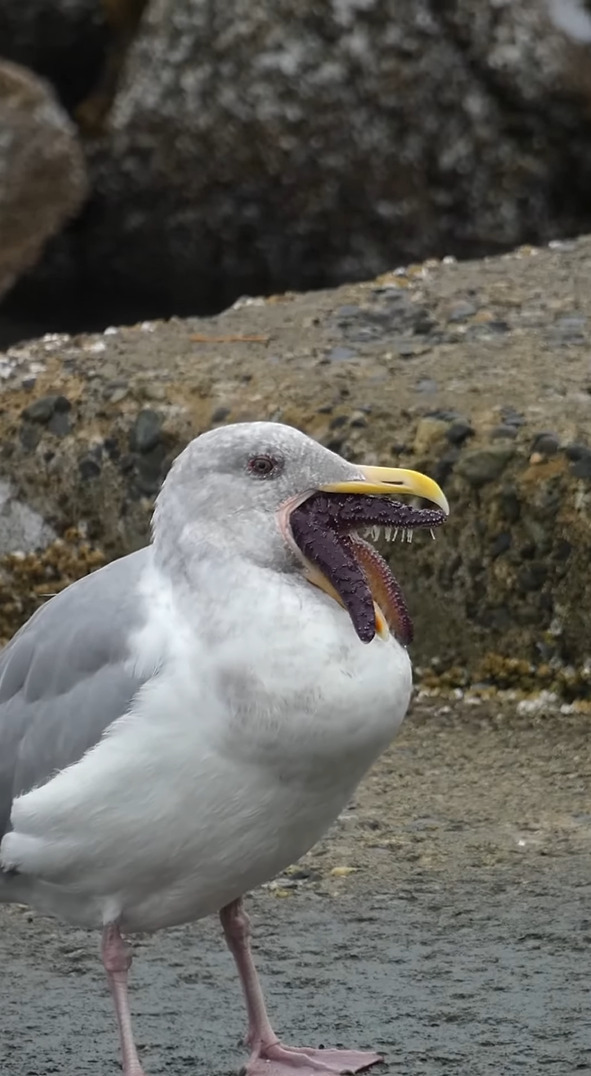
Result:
[129, 410, 162, 454]
[456, 445, 515, 486]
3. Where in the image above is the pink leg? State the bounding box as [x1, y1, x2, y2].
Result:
[101, 924, 147, 1076]
[220, 899, 383, 1076]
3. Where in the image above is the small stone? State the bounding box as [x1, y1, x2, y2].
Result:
[326, 346, 357, 361]
[350, 411, 367, 427]
[211, 406, 231, 423]
[118, 453, 136, 474]
[143, 384, 167, 401]
[531, 433, 560, 456]
[135, 444, 167, 494]
[47, 411, 71, 437]
[330, 866, 358, 877]
[571, 454, 591, 480]
[456, 445, 515, 486]
[554, 538, 572, 562]
[104, 380, 129, 403]
[491, 532, 511, 557]
[500, 488, 520, 523]
[446, 421, 474, 445]
[19, 423, 41, 451]
[426, 410, 463, 423]
[412, 309, 436, 334]
[78, 456, 101, 480]
[517, 564, 548, 593]
[447, 300, 476, 322]
[103, 438, 120, 460]
[564, 443, 590, 462]
[433, 448, 460, 484]
[330, 415, 348, 430]
[129, 410, 162, 454]
[500, 407, 525, 427]
[490, 425, 518, 440]
[413, 417, 449, 454]
[396, 340, 420, 357]
[284, 867, 317, 881]
[22, 394, 61, 423]
[553, 315, 586, 337]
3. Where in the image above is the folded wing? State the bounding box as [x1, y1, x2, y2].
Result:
[0, 550, 152, 848]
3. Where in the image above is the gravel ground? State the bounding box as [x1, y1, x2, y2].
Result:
[1, 697, 590, 1076]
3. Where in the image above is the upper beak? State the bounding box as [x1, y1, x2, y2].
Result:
[320, 464, 450, 515]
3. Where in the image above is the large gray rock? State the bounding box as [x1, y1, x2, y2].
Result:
[4, 0, 591, 332]
[1, 234, 591, 699]
[58, 0, 591, 307]
[0, 60, 88, 300]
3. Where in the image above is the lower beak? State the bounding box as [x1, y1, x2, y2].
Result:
[320, 464, 449, 515]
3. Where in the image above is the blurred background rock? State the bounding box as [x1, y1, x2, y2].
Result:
[0, 59, 88, 306]
[1, 0, 591, 347]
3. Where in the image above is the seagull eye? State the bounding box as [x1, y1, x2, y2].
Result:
[247, 454, 278, 478]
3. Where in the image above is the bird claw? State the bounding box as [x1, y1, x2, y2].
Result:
[243, 1043, 384, 1076]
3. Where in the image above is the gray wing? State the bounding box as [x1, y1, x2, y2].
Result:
[0, 548, 153, 842]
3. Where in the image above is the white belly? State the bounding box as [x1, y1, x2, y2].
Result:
[3, 574, 412, 932]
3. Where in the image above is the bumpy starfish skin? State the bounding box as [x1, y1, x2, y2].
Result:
[289, 493, 445, 643]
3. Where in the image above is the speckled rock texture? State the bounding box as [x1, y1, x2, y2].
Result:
[1, 236, 590, 688]
[6, 0, 591, 324]
[0, 60, 88, 300]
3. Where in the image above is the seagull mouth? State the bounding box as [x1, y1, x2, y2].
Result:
[282, 466, 449, 646]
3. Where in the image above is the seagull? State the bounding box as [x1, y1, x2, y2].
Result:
[0, 421, 448, 1076]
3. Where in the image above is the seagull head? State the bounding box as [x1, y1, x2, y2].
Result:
[153, 421, 449, 645]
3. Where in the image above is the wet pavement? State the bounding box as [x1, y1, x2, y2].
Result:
[2, 698, 590, 1076]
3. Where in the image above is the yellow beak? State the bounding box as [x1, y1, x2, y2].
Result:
[320, 464, 449, 515]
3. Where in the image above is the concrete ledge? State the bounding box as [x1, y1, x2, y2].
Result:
[1, 237, 590, 691]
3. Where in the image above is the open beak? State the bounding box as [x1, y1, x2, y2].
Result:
[320, 465, 450, 515]
[288, 462, 449, 645]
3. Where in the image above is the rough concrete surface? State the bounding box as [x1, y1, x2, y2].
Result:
[1, 235, 591, 685]
[1, 696, 590, 1075]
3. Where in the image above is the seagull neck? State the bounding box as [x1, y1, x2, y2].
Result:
[152, 501, 294, 587]
[153, 529, 231, 585]
[152, 524, 301, 636]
